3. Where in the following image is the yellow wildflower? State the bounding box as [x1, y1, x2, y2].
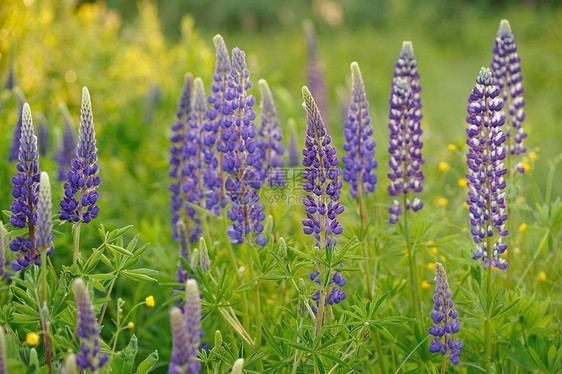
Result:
[514, 247, 521, 255]
[522, 162, 530, 172]
[538, 271, 547, 282]
[518, 223, 528, 233]
[438, 161, 450, 172]
[145, 295, 155, 307]
[127, 322, 135, 329]
[421, 281, 430, 290]
[427, 263, 435, 270]
[438, 197, 448, 206]
[529, 151, 537, 161]
[26, 332, 40, 346]
[448, 144, 456, 152]
[458, 179, 467, 188]
[430, 247, 438, 255]
[464, 202, 470, 210]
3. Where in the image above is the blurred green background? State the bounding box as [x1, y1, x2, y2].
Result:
[0, 0, 560, 367]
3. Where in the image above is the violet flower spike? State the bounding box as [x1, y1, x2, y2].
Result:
[204, 34, 232, 212]
[57, 102, 77, 182]
[37, 111, 49, 157]
[169, 73, 195, 244]
[301, 86, 346, 311]
[257, 79, 285, 187]
[222, 47, 266, 246]
[466, 67, 509, 270]
[9, 103, 41, 271]
[35, 172, 53, 255]
[492, 19, 527, 171]
[342, 62, 377, 199]
[304, 21, 329, 127]
[387, 41, 424, 224]
[73, 278, 108, 371]
[7, 101, 24, 162]
[59, 87, 101, 224]
[428, 263, 463, 365]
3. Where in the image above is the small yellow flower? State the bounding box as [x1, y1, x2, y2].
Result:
[529, 151, 537, 161]
[448, 144, 456, 152]
[514, 247, 521, 255]
[145, 295, 155, 307]
[438, 161, 450, 172]
[461, 227, 468, 233]
[430, 247, 438, 255]
[538, 271, 547, 282]
[522, 162, 530, 172]
[438, 197, 448, 206]
[516, 196, 526, 204]
[421, 281, 430, 290]
[401, 279, 407, 285]
[458, 179, 467, 188]
[518, 223, 528, 233]
[127, 322, 135, 329]
[26, 332, 40, 346]
[440, 255, 447, 262]
[427, 262, 435, 270]
[463, 202, 470, 210]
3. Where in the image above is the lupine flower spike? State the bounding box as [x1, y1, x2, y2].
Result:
[7, 100, 24, 162]
[169, 280, 202, 374]
[57, 102, 77, 182]
[304, 20, 329, 127]
[37, 112, 49, 157]
[388, 41, 424, 224]
[59, 87, 101, 224]
[466, 68, 508, 270]
[35, 172, 53, 255]
[73, 278, 108, 371]
[204, 34, 232, 212]
[428, 263, 463, 365]
[9, 103, 41, 271]
[491, 19, 527, 172]
[301, 86, 346, 313]
[257, 79, 285, 187]
[342, 62, 377, 199]
[221, 47, 266, 246]
[169, 73, 194, 244]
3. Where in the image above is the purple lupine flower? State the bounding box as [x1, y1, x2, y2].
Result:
[35, 172, 53, 255]
[387, 41, 424, 224]
[5, 62, 14, 91]
[169, 280, 202, 374]
[144, 83, 162, 124]
[9, 103, 41, 271]
[73, 278, 108, 371]
[57, 103, 78, 182]
[466, 68, 509, 270]
[287, 119, 300, 167]
[221, 47, 266, 246]
[7, 101, 24, 162]
[428, 263, 463, 365]
[175, 221, 192, 286]
[59, 87, 101, 224]
[301, 86, 346, 311]
[491, 19, 527, 171]
[256, 79, 285, 187]
[37, 112, 49, 157]
[304, 21, 329, 128]
[342, 62, 377, 198]
[169, 73, 195, 244]
[204, 34, 232, 212]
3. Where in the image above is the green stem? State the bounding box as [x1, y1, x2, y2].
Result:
[516, 230, 549, 289]
[441, 354, 447, 374]
[485, 253, 492, 373]
[373, 327, 386, 374]
[247, 242, 263, 371]
[72, 223, 81, 266]
[404, 206, 419, 320]
[98, 278, 116, 326]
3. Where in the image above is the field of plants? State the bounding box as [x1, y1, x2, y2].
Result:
[0, 0, 561, 373]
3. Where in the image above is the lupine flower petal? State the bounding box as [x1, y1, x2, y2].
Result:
[466, 68, 508, 270]
[491, 19, 527, 163]
[35, 172, 53, 253]
[73, 278, 108, 371]
[342, 62, 377, 198]
[7, 101, 24, 162]
[387, 41, 424, 224]
[301, 86, 346, 310]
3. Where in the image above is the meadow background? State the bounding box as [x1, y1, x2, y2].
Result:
[0, 0, 561, 372]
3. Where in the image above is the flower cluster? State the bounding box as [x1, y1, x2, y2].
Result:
[9, 103, 41, 271]
[37, 112, 49, 157]
[169, 280, 201, 374]
[59, 87, 101, 224]
[73, 278, 109, 371]
[342, 62, 377, 198]
[256, 79, 285, 187]
[169, 73, 196, 243]
[466, 68, 508, 270]
[7, 101, 24, 162]
[428, 263, 463, 365]
[304, 21, 329, 127]
[35, 172, 53, 253]
[301, 86, 346, 311]
[221, 47, 266, 246]
[491, 19, 527, 165]
[203, 34, 232, 212]
[387, 42, 424, 224]
[56, 103, 77, 182]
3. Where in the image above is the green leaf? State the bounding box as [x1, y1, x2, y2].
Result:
[121, 270, 158, 282]
[107, 225, 134, 242]
[136, 350, 159, 374]
[110, 334, 138, 374]
[108, 244, 134, 257]
[10, 286, 36, 307]
[84, 249, 105, 273]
